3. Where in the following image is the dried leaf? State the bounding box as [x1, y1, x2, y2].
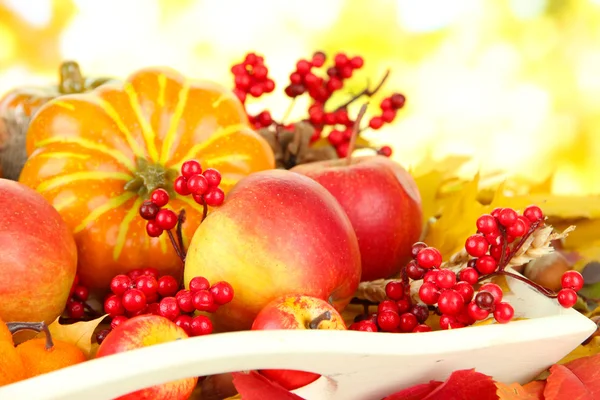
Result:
[523, 381, 546, 398]
[383, 380, 443, 400]
[558, 337, 600, 365]
[489, 192, 600, 221]
[496, 382, 539, 399]
[231, 371, 305, 400]
[421, 369, 498, 400]
[36, 315, 107, 359]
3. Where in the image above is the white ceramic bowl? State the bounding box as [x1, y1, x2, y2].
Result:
[0, 273, 595, 400]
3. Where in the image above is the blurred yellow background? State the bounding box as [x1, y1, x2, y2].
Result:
[1, 0, 599, 195]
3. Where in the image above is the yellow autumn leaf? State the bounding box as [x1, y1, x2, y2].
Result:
[422, 173, 490, 258]
[36, 315, 108, 359]
[410, 154, 472, 225]
[557, 336, 600, 365]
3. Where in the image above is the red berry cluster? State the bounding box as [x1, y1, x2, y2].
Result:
[231, 53, 275, 104]
[559, 270, 584, 308]
[139, 160, 224, 238]
[65, 274, 89, 320]
[230, 51, 405, 159]
[102, 268, 233, 338]
[350, 281, 431, 333]
[350, 205, 584, 334]
[369, 94, 406, 130]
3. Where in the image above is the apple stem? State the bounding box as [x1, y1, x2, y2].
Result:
[346, 103, 369, 166]
[6, 321, 54, 350]
[308, 311, 332, 329]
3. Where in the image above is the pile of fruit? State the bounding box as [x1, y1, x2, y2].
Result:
[0, 53, 590, 400]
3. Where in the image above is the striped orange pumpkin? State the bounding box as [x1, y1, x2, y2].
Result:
[19, 67, 275, 290]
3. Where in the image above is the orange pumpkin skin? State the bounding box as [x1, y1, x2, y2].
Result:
[19, 67, 275, 291]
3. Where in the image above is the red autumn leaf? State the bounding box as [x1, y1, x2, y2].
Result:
[383, 380, 443, 400]
[563, 353, 600, 398]
[496, 382, 539, 399]
[523, 381, 546, 399]
[543, 364, 593, 400]
[231, 371, 305, 400]
[422, 369, 498, 400]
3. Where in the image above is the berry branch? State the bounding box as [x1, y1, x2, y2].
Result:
[230, 51, 406, 164]
[351, 206, 583, 333]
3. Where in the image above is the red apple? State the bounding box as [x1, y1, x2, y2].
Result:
[184, 169, 361, 332]
[96, 314, 198, 399]
[0, 179, 77, 332]
[252, 294, 346, 390]
[291, 155, 422, 282]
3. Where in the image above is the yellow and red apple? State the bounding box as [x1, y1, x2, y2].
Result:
[96, 314, 197, 399]
[0, 179, 77, 334]
[291, 155, 422, 282]
[252, 294, 346, 390]
[184, 169, 361, 332]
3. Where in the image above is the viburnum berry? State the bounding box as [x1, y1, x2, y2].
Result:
[406, 260, 426, 280]
[146, 221, 163, 238]
[174, 315, 193, 334]
[210, 281, 235, 305]
[399, 313, 418, 332]
[369, 117, 384, 130]
[190, 315, 213, 336]
[497, 208, 518, 227]
[174, 176, 191, 196]
[110, 274, 131, 295]
[104, 295, 125, 317]
[439, 314, 463, 330]
[476, 214, 498, 235]
[561, 270, 584, 292]
[158, 276, 179, 297]
[396, 299, 412, 314]
[411, 242, 428, 258]
[385, 281, 404, 301]
[350, 320, 378, 332]
[192, 290, 214, 312]
[557, 288, 578, 308]
[378, 300, 399, 314]
[175, 290, 196, 313]
[454, 282, 474, 303]
[189, 276, 210, 292]
[67, 302, 85, 319]
[416, 247, 443, 269]
[187, 174, 209, 195]
[139, 201, 160, 220]
[467, 302, 489, 321]
[458, 267, 479, 285]
[479, 283, 503, 304]
[523, 205, 544, 222]
[150, 189, 169, 207]
[155, 209, 178, 231]
[475, 256, 498, 275]
[204, 187, 225, 206]
[73, 286, 89, 302]
[181, 160, 202, 178]
[493, 302, 514, 324]
[413, 324, 432, 333]
[202, 168, 222, 187]
[147, 302, 160, 315]
[135, 275, 159, 302]
[110, 315, 128, 330]
[410, 304, 429, 324]
[122, 289, 147, 313]
[377, 146, 393, 157]
[435, 269, 456, 289]
[377, 311, 400, 332]
[465, 235, 489, 258]
[158, 297, 180, 321]
[437, 290, 464, 316]
[423, 270, 439, 284]
[96, 329, 111, 344]
[419, 282, 440, 305]
[474, 291, 495, 311]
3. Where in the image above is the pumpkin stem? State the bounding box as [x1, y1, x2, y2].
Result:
[6, 321, 54, 350]
[59, 61, 86, 94]
[124, 157, 178, 199]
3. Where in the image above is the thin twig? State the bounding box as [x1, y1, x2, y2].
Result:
[335, 69, 390, 111]
[167, 230, 185, 263]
